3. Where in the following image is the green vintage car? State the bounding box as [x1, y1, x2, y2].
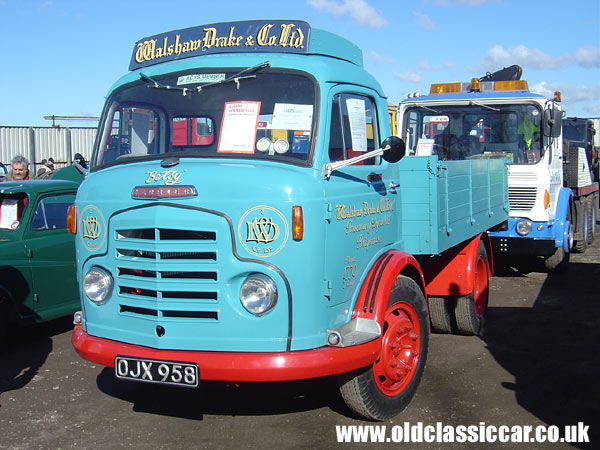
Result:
[0, 179, 81, 346]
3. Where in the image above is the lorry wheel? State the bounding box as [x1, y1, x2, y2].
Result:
[455, 241, 488, 336]
[573, 199, 589, 253]
[428, 296, 454, 333]
[544, 246, 570, 273]
[587, 196, 596, 243]
[338, 275, 429, 421]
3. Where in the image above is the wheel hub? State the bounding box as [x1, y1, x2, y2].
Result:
[374, 302, 420, 396]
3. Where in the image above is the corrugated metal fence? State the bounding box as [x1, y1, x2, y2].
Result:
[0, 126, 97, 175]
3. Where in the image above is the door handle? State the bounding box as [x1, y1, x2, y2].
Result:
[26, 249, 33, 258]
[389, 182, 400, 193]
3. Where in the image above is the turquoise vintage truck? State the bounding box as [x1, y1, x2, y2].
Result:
[70, 20, 508, 420]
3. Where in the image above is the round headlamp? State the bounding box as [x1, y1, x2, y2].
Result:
[515, 219, 532, 236]
[83, 267, 113, 304]
[240, 274, 278, 316]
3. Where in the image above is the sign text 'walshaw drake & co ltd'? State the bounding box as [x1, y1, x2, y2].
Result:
[130, 20, 310, 70]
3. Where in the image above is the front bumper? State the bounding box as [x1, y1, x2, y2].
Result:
[489, 235, 556, 256]
[72, 325, 381, 382]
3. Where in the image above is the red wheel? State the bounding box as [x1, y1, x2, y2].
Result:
[373, 301, 421, 396]
[338, 275, 429, 420]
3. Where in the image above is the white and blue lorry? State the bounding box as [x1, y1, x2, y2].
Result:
[397, 68, 598, 273]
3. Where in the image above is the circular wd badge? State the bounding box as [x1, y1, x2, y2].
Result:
[238, 205, 289, 258]
[79, 205, 106, 252]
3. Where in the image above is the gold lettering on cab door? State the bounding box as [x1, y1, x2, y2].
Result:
[334, 199, 394, 251]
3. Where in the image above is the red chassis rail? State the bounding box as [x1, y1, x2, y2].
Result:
[72, 325, 381, 382]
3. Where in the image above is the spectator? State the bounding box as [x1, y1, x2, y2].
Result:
[5, 155, 30, 181]
[37, 159, 49, 177]
[73, 153, 87, 169]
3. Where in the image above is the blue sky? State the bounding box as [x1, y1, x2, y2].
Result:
[0, 0, 598, 127]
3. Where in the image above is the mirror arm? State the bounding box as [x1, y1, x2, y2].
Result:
[323, 145, 390, 179]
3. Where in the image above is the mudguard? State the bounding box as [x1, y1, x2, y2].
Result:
[352, 250, 427, 323]
[554, 187, 573, 251]
[418, 234, 490, 298]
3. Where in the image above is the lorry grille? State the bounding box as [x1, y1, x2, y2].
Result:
[113, 226, 219, 320]
[508, 187, 537, 211]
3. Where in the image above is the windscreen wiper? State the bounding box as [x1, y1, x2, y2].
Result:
[417, 105, 440, 114]
[140, 73, 194, 96]
[139, 61, 271, 97]
[469, 100, 500, 112]
[194, 60, 271, 93]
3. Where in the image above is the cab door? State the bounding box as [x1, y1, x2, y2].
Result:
[23, 192, 79, 321]
[322, 88, 399, 307]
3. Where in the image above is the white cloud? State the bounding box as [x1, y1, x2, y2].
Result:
[412, 11, 437, 31]
[367, 51, 396, 64]
[531, 81, 600, 115]
[429, 0, 497, 5]
[418, 60, 456, 70]
[394, 70, 424, 83]
[477, 44, 600, 72]
[570, 45, 600, 68]
[306, 0, 387, 28]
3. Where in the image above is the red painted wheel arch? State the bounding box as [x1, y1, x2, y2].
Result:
[420, 233, 492, 298]
[352, 250, 427, 324]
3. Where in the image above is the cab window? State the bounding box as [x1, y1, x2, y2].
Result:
[329, 93, 380, 165]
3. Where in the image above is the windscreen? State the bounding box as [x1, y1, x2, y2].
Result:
[92, 70, 316, 168]
[562, 121, 587, 143]
[403, 104, 543, 165]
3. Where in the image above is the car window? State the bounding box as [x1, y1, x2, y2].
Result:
[31, 193, 76, 231]
[0, 193, 28, 231]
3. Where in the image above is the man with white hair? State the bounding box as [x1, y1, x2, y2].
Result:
[5, 155, 30, 181]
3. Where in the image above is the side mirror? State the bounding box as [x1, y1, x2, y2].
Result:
[381, 136, 406, 163]
[544, 108, 562, 138]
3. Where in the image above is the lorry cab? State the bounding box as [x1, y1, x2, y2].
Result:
[73, 20, 400, 355]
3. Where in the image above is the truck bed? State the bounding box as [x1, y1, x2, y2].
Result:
[396, 155, 509, 255]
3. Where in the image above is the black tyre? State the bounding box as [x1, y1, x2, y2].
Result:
[428, 296, 454, 333]
[587, 196, 596, 244]
[338, 275, 429, 421]
[455, 242, 489, 336]
[544, 246, 570, 273]
[545, 204, 572, 273]
[573, 199, 589, 253]
[0, 292, 8, 350]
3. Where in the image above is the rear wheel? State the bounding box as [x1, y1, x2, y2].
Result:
[587, 196, 596, 244]
[455, 242, 489, 336]
[428, 296, 454, 333]
[573, 199, 589, 253]
[338, 276, 429, 421]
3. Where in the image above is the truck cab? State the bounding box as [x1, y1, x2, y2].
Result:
[71, 21, 508, 420]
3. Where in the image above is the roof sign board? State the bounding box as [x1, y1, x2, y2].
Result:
[130, 20, 310, 70]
